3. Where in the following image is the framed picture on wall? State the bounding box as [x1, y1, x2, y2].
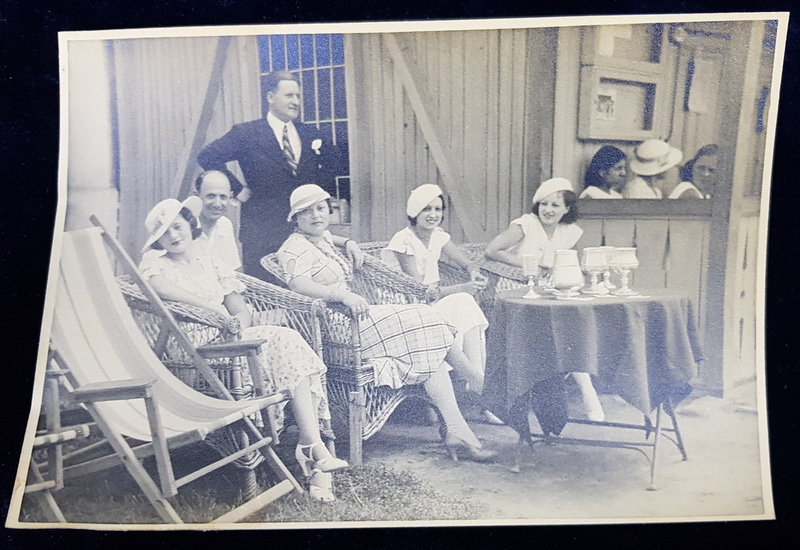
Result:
[578, 65, 668, 140]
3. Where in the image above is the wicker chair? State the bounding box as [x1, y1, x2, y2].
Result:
[359, 241, 527, 319]
[261, 251, 441, 465]
[117, 272, 323, 398]
[117, 271, 338, 452]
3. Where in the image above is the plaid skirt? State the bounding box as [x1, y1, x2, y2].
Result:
[359, 304, 456, 389]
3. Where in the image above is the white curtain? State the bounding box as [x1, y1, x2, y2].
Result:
[112, 35, 261, 260]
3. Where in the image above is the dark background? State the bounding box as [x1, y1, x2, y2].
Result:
[2, 1, 797, 548]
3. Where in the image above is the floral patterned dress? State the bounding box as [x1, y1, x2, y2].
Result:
[139, 251, 330, 431]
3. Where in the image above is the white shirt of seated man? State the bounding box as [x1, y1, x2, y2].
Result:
[192, 170, 242, 271]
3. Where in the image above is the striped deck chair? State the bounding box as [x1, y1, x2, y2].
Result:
[43, 225, 303, 524]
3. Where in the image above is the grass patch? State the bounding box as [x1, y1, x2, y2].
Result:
[248, 463, 484, 523]
[20, 458, 484, 525]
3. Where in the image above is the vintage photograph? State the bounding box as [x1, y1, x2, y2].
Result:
[6, 13, 785, 528]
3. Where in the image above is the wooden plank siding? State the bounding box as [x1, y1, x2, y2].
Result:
[114, 36, 260, 260]
[578, 214, 711, 362]
[347, 30, 554, 243]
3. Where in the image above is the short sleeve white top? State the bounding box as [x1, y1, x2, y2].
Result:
[381, 227, 451, 285]
[509, 213, 583, 269]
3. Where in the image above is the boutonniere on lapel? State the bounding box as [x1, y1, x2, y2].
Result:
[311, 139, 323, 155]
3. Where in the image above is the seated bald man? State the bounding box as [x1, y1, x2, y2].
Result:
[187, 170, 242, 271]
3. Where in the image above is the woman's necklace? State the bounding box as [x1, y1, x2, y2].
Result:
[300, 232, 353, 283]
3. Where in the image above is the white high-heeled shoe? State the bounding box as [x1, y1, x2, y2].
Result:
[308, 471, 335, 503]
[295, 442, 349, 476]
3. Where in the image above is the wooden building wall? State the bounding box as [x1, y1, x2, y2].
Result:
[113, 36, 261, 261]
[346, 29, 556, 244]
[346, 21, 774, 395]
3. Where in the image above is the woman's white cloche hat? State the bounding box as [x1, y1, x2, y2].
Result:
[287, 184, 331, 221]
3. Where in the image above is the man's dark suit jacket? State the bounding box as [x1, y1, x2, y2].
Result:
[197, 118, 337, 278]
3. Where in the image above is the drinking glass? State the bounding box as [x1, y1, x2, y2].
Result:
[521, 255, 541, 299]
[610, 247, 639, 296]
[581, 247, 609, 295]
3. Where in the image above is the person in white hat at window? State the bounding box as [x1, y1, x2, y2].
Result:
[381, 184, 503, 425]
[138, 197, 348, 503]
[625, 139, 684, 199]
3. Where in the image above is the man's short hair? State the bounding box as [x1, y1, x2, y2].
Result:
[195, 168, 243, 197]
[263, 70, 301, 93]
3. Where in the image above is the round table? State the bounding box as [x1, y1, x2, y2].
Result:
[483, 288, 702, 434]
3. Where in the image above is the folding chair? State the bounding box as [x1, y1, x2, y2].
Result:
[43, 225, 303, 523]
[23, 357, 91, 523]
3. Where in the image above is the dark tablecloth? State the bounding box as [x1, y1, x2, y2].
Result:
[483, 289, 702, 434]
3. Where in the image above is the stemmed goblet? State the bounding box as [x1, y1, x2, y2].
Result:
[521, 255, 541, 299]
[610, 247, 640, 296]
[599, 246, 616, 290]
[581, 247, 609, 295]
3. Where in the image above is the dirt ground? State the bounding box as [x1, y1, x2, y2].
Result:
[362, 380, 768, 523]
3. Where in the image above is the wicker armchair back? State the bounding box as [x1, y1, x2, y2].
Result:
[260, 248, 438, 464]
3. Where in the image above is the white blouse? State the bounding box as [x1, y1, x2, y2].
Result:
[509, 214, 583, 269]
[381, 227, 451, 285]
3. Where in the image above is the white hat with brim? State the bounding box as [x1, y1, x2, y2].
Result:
[629, 139, 683, 176]
[532, 177, 574, 205]
[406, 184, 444, 218]
[142, 197, 202, 252]
[287, 184, 331, 221]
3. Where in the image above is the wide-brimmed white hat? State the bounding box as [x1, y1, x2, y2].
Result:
[142, 197, 202, 252]
[287, 184, 331, 221]
[532, 177, 574, 205]
[406, 184, 444, 218]
[629, 139, 683, 176]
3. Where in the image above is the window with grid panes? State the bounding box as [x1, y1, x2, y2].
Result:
[258, 34, 350, 219]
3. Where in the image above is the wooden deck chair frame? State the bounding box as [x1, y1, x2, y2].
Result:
[47, 221, 303, 524]
[261, 251, 442, 465]
[24, 355, 92, 523]
[115, 251, 336, 453]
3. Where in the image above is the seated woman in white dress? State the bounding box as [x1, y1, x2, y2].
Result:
[624, 139, 683, 199]
[579, 145, 628, 199]
[485, 178, 605, 422]
[381, 184, 502, 425]
[138, 198, 347, 503]
[277, 185, 498, 462]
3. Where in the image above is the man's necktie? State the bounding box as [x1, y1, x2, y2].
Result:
[282, 124, 298, 176]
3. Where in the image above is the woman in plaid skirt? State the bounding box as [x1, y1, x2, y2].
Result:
[277, 185, 497, 463]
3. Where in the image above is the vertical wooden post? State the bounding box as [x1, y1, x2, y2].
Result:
[703, 21, 765, 395]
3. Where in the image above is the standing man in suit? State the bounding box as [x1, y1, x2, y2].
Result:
[197, 71, 338, 278]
